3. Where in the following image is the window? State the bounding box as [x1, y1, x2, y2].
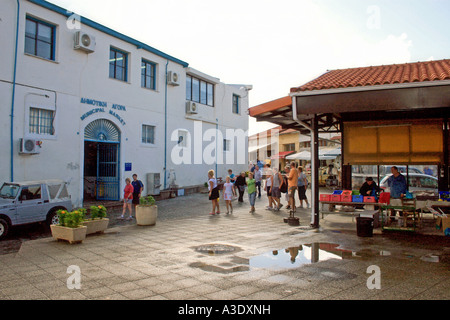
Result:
[223, 139, 231, 152]
[186, 75, 214, 107]
[232, 94, 240, 114]
[142, 125, 155, 144]
[109, 47, 128, 81]
[25, 16, 56, 61]
[284, 143, 296, 152]
[29, 107, 54, 135]
[141, 59, 156, 90]
[178, 130, 188, 147]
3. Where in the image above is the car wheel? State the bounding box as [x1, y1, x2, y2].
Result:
[0, 219, 10, 240]
[47, 211, 60, 226]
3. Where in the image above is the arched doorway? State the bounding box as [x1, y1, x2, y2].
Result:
[83, 119, 121, 201]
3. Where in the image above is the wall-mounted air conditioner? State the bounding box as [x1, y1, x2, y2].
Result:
[74, 31, 96, 53]
[186, 101, 198, 114]
[167, 71, 180, 86]
[20, 138, 41, 155]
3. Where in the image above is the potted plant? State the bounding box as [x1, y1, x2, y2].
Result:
[136, 195, 158, 226]
[51, 209, 87, 244]
[82, 205, 109, 235]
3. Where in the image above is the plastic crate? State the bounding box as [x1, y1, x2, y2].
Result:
[364, 196, 376, 203]
[352, 195, 364, 203]
[439, 191, 450, 202]
[342, 195, 352, 202]
[331, 194, 342, 202]
[320, 194, 331, 201]
[342, 190, 352, 196]
[333, 190, 343, 195]
[378, 192, 390, 204]
[352, 190, 361, 195]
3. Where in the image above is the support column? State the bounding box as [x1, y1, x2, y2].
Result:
[311, 115, 320, 228]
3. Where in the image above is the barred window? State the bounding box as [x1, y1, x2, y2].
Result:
[29, 108, 54, 135]
[142, 125, 155, 144]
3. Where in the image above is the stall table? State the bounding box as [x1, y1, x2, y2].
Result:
[319, 201, 384, 221]
[380, 205, 417, 232]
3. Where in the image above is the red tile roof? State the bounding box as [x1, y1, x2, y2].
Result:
[291, 59, 450, 93]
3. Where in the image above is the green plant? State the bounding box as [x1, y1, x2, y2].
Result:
[139, 195, 156, 206]
[89, 205, 107, 219]
[56, 209, 85, 228]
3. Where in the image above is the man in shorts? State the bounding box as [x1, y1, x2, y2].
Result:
[131, 174, 144, 213]
[288, 162, 298, 214]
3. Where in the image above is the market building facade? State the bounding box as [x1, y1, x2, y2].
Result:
[1, 0, 250, 207]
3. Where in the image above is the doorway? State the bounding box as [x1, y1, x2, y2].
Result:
[83, 119, 121, 201]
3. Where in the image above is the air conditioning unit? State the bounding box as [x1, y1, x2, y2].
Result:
[20, 138, 41, 155]
[74, 31, 96, 53]
[186, 101, 198, 115]
[167, 71, 180, 86]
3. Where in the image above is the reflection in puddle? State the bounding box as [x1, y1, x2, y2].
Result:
[250, 243, 347, 270]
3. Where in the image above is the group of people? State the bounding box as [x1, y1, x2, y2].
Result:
[207, 161, 311, 216]
[120, 174, 144, 220]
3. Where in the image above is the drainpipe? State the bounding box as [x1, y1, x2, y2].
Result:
[292, 96, 319, 228]
[164, 60, 169, 190]
[10, 0, 20, 182]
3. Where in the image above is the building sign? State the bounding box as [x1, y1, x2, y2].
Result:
[125, 163, 132, 172]
[80, 98, 127, 125]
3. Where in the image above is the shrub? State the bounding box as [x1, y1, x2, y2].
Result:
[139, 195, 155, 206]
[90, 205, 107, 219]
[56, 209, 85, 228]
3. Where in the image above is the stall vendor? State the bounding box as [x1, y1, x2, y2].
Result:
[387, 166, 407, 199]
[359, 177, 381, 197]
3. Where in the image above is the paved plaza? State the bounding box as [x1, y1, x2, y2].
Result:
[0, 192, 449, 301]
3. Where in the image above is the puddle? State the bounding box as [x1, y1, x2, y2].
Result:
[193, 244, 241, 256]
[250, 243, 347, 270]
[189, 262, 249, 274]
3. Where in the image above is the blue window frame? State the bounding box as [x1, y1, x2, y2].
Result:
[232, 94, 240, 114]
[109, 47, 128, 82]
[25, 16, 56, 61]
[141, 59, 156, 90]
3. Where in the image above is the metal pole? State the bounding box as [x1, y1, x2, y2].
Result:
[311, 115, 320, 228]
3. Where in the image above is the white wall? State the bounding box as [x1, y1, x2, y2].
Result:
[0, 0, 249, 206]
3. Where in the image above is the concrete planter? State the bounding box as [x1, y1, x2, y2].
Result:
[136, 205, 158, 226]
[82, 218, 109, 235]
[50, 225, 87, 244]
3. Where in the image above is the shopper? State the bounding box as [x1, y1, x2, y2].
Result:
[288, 162, 298, 214]
[223, 176, 236, 214]
[247, 172, 256, 213]
[297, 167, 310, 209]
[271, 168, 283, 211]
[265, 165, 274, 210]
[119, 178, 134, 220]
[208, 170, 221, 215]
[234, 172, 247, 203]
[254, 165, 262, 198]
[131, 174, 144, 210]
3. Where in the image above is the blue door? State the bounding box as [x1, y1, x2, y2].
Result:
[84, 119, 121, 201]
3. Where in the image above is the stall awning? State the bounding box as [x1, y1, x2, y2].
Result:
[271, 151, 295, 160]
[286, 150, 338, 161]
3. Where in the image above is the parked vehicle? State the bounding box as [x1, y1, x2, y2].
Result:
[0, 180, 72, 240]
[379, 173, 438, 192]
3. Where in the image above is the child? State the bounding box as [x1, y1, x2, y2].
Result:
[208, 170, 220, 215]
[223, 176, 236, 214]
[247, 172, 256, 213]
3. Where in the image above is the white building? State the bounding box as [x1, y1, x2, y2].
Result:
[1, 0, 250, 206]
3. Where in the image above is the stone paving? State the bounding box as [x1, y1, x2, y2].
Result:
[0, 193, 449, 301]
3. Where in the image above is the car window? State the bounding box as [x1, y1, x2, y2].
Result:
[0, 184, 20, 199]
[19, 185, 42, 201]
[420, 177, 437, 188]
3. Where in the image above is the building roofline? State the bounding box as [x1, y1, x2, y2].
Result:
[27, 0, 189, 68]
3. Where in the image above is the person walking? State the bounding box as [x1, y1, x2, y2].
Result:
[288, 162, 298, 214]
[247, 172, 256, 213]
[119, 178, 134, 220]
[282, 165, 290, 210]
[208, 170, 221, 215]
[131, 174, 144, 213]
[265, 165, 274, 210]
[297, 167, 310, 209]
[223, 176, 236, 214]
[234, 172, 247, 203]
[272, 168, 283, 211]
[254, 165, 262, 198]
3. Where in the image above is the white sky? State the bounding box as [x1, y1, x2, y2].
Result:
[46, 0, 450, 135]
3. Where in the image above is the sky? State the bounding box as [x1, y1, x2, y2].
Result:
[46, 0, 450, 135]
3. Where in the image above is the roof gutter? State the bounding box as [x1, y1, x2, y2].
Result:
[291, 96, 312, 131]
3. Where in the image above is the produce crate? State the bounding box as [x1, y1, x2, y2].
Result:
[331, 194, 342, 202]
[364, 196, 376, 203]
[320, 194, 331, 201]
[342, 195, 352, 202]
[352, 195, 364, 202]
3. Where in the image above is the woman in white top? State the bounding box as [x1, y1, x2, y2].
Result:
[223, 176, 236, 214]
[264, 165, 274, 210]
[208, 170, 221, 215]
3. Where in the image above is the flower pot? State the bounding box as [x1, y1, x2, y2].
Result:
[136, 205, 158, 226]
[50, 225, 87, 244]
[82, 218, 109, 235]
